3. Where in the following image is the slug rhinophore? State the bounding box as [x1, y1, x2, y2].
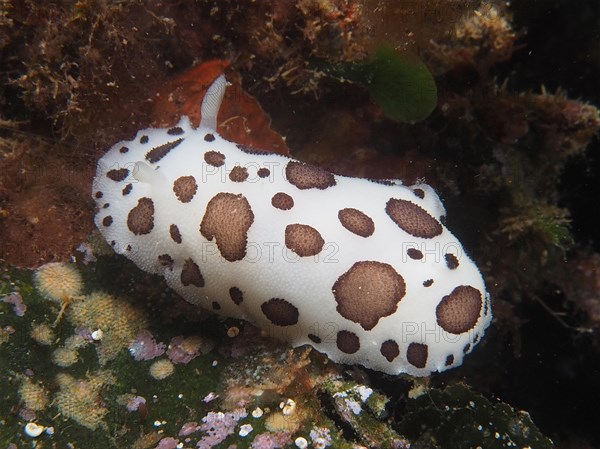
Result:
[92, 74, 491, 376]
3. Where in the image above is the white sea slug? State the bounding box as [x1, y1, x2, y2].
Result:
[92, 75, 491, 376]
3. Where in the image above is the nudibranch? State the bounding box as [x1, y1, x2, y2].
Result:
[92, 75, 491, 376]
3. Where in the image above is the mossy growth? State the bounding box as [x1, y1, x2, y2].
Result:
[1, 259, 555, 449]
[494, 147, 574, 254]
[499, 202, 573, 252]
[398, 383, 554, 449]
[0, 262, 222, 448]
[320, 378, 409, 448]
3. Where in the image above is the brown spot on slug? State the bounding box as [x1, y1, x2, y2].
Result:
[285, 224, 324, 257]
[145, 138, 183, 163]
[169, 224, 182, 244]
[285, 161, 336, 190]
[412, 188, 425, 199]
[336, 330, 360, 354]
[407, 342, 428, 368]
[180, 258, 204, 287]
[380, 340, 400, 362]
[173, 176, 198, 203]
[338, 208, 375, 238]
[308, 334, 321, 344]
[368, 178, 395, 186]
[107, 168, 129, 182]
[167, 126, 184, 135]
[229, 166, 249, 182]
[127, 197, 154, 235]
[407, 248, 423, 260]
[200, 193, 254, 262]
[436, 285, 482, 334]
[333, 261, 406, 331]
[445, 253, 459, 269]
[158, 254, 174, 268]
[261, 298, 299, 326]
[236, 143, 271, 155]
[229, 287, 243, 305]
[204, 151, 225, 167]
[385, 198, 442, 238]
[271, 192, 294, 210]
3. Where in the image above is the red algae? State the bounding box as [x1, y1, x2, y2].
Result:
[166, 335, 203, 364]
[129, 330, 166, 361]
[153, 61, 290, 156]
[1, 292, 26, 316]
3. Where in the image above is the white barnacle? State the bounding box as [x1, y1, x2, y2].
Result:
[24, 422, 45, 437]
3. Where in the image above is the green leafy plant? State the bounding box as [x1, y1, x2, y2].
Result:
[322, 44, 438, 122]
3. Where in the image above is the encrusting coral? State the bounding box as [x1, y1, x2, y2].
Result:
[18, 377, 49, 412]
[68, 291, 149, 364]
[149, 359, 175, 380]
[51, 346, 79, 367]
[54, 370, 116, 431]
[32, 263, 150, 364]
[30, 322, 55, 345]
[34, 262, 83, 323]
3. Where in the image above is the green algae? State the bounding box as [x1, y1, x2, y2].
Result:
[361, 45, 438, 123]
[320, 44, 438, 123]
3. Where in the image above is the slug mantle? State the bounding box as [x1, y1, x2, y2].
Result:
[92, 74, 491, 376]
